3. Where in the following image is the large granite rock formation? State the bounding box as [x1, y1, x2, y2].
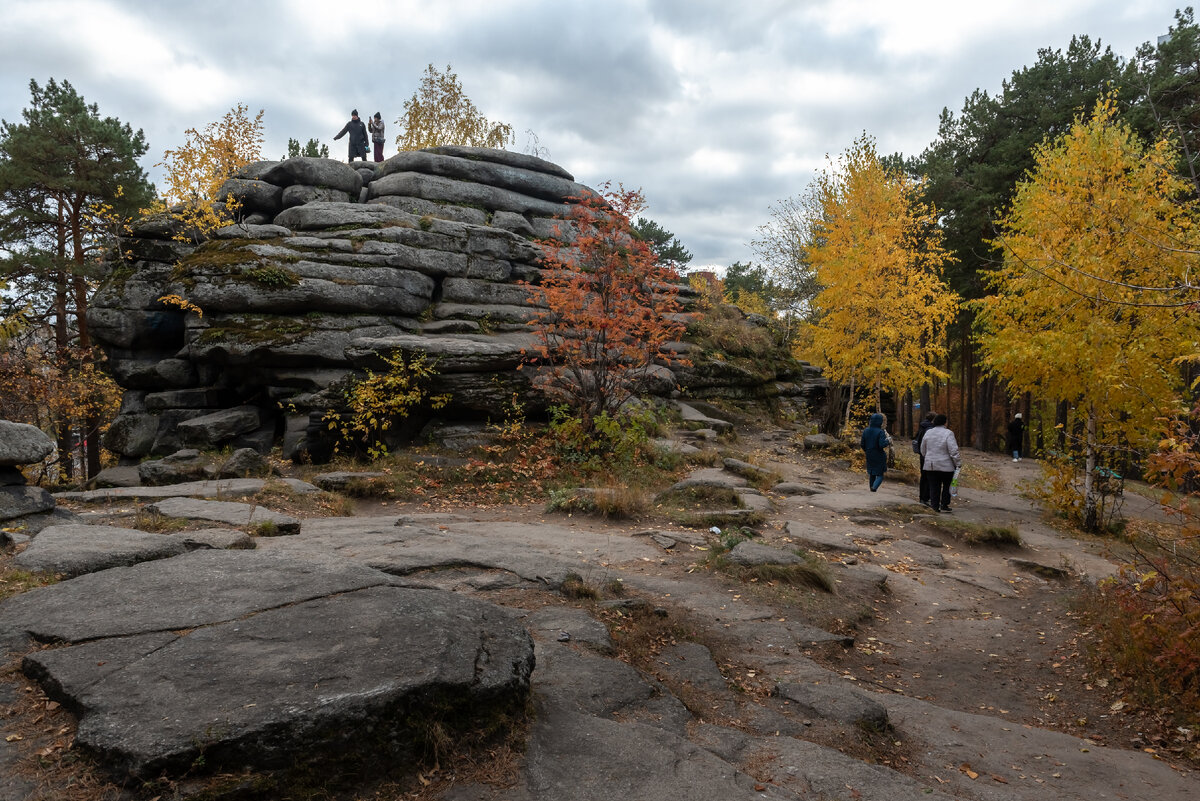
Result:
[90, 147, 824, 461]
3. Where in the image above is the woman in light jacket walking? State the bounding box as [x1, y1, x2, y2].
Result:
[920, 413, 961, 513]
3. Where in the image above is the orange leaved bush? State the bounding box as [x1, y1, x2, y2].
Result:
[526, 185, 686, 432]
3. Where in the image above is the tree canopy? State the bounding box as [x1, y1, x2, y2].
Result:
[802, 134, 960, 415]
[631, 217, 692, 271]
[394, 64, 514, 151]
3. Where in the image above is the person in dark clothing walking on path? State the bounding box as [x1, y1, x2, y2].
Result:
[1007, 413, 1025, 462]
[369, 112, 386, 162]
[921, 413, 961, 513]
[861, 412, 892, 492]
[334, 109, 369, 163]
[913, 412, 935, 506]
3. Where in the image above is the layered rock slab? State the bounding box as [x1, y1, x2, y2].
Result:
[3, 550, 534, 782]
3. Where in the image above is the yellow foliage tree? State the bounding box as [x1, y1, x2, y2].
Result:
[156, 103, 265, 240]
[802, 134, 959, 421]
[394, 64, 514, 151]
[976, 98, 1200, 530]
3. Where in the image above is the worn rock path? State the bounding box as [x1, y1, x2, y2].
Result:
[1, 435, 1195, 800]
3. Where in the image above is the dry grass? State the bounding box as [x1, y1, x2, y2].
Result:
[922, 516, 1021, 546]
[131, 506, 190, 533]
[545, 485, 652, 520]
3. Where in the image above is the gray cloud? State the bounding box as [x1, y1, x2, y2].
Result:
[0, 0, 1180, 268]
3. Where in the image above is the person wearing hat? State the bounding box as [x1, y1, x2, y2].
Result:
[1007, 412, 1025, 462]
[368, 112, 386, 162]
[334, 109, 369, 163]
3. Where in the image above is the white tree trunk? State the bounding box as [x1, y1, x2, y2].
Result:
[1083, 405, 1099, 531]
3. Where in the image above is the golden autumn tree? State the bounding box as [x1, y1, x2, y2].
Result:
[156, 103, 265, 239]
[529, 185, 685, 433]
[801, 134, 959, 421]
[976, 99, 1200, 530]
[394, 64, 515, 151]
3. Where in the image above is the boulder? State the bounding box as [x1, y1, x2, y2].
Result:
[14, 524, 191, 577]
[803, 433, 839, 450]
[312, 471, 387, 492]
[1, 551, 533, 784]
[0, 420, 55, 466]
[137, 449, 209, 486]
[0, 485, 55, 522]
[215, 178, 283, 216]
[272, 200, 404, 230]
[281, 184, 350, 208]
[261, 157, 364, 195]
[217, 448, 274, 478]
[177, 406, 263, 448]
[783, 520, 865, 554]
[90, 466, 142, 488]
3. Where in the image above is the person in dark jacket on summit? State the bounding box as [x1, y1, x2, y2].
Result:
[913, 412, 936, 506]
[860, 412, 892, 492]
[334, 109, 369, 163]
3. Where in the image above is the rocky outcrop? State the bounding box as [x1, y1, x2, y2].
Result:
[0, 420, 75, 540]
[90, 149, 823, 462]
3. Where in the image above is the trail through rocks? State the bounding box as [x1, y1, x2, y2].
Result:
[2, 432, 1196, 800]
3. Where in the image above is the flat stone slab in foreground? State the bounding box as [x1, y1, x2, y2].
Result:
[3, 550, 533, 782]
[14, 524, 190, 577]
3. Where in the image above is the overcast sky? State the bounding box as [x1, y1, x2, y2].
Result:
[0, 0, 1183, 269]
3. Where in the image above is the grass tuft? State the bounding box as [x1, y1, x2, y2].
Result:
[923, 516, 1020, 546]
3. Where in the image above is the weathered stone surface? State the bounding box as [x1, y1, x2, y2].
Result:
[281, 183, 350, 208]
[0, 549, 389, 643]
[262, 157, 364, 195]
[370, 171, 571, 218]
[272, 200, 405, 230]
[217, 447, 273, 478]
[348, 332, 536, 373]
[14, 524, 190, 577]
[441, 276, 539, 307]
[6, 552, 532, 783]
[147, 497, 300, 534]
[312, 471, 387, 492]
[137, 448, 209, 485]
[172, 527, 255, 550]
[771, 481, 821, 496]
[0, 485, 55, 521]
[215, 222, 291, 239]
[0, 420, 55, 467]
[725, 541, 805, 567]
[890, 539, 947, 568]
[721, 457, 777, 484]
[424, 145, 577, 180]
[803, 433, 840, 450]
[784, 520, 866, 554]
[651, 438, 701, 456]
[775, 681, 890, 730]
[522, 705, 781, 801]
[177, 406, 263, 448]
[215, 178, 283, 216]
[55, 478, 318, 503]
[676, 401, 733, 433]
[378, 150, 591, 204]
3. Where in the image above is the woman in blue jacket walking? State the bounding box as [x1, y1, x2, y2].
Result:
[861, 412, 892, 492]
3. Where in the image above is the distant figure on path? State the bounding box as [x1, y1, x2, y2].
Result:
[369, 112, 386, 162]
[860, 412, 892, 492]
[334, 109, 369, 163]
[921, 413, 961, 513]
[1007, 412, 1025, 462]
[913, 411, 936, 507]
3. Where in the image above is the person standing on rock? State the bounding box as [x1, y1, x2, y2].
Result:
[913, 411, 936, 507]
[921, 413, 961, 513]
[1007, 412, 1025, 462]
[860, 412, 892, 492]
[369, 112, 386, 162]
[334, 110, 369, 163]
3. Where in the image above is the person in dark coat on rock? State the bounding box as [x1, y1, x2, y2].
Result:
[913, 411, 936, 506]
[369, 112, 386, 162]
[334, 109, 369, 163]
[1007, 412, 1025, 462]
[860, 412, 892, 492]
